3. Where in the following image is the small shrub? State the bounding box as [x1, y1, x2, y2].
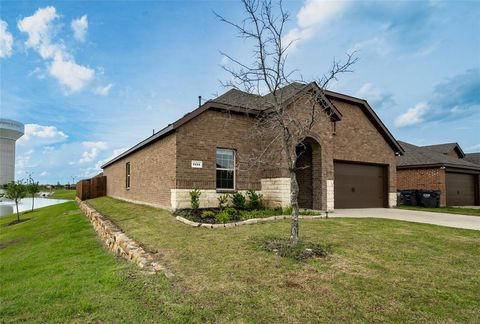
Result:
[247, 190, 263, 210]
[201, 210, 215, 219]
[189, 189, 201, 210]
[231, 192, 246, 209]
[217, 194, 230, 209]
[224, 207, 241, 221]
[283, 206, 292, 215]
[253, 236, 330, 261]
[215, 210, 230, 224]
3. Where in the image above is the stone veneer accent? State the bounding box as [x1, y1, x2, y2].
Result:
[171, 189, 251, 209]
[389, 192, 397, 208]
[326, 180, 334, 212]
[170, 178, 292, 209]
[76, 198, 173, 277]
[260, 178, 291, 207]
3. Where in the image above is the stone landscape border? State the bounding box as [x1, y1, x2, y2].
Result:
[175, 214, 327, 228]
[76, 198, 173, 278]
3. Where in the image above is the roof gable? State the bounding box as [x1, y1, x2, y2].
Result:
[397, 141, 479, 170]
[422, 143, 465, 158]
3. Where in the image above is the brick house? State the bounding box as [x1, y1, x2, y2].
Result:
[102, 82, 403, 211]
[397, 141, 480, 206]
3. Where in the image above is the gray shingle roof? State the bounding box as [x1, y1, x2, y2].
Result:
[213, 82, 308, 110]
[464, 153, 480, 165]
[422, 142, 464, 157]
[213, 89, 267, 110]
[397, 141, 480, 170]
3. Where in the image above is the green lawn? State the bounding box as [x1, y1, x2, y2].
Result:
[399, 205, 480, 216]
[2, 198, 480, 322]
[0, 202, 203, 322]
[47, 189, 76, 200]
[87, 197, 480, 322]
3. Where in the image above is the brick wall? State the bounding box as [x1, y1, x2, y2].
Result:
[175, 110, 262, 191]
[331, 99, 398, 196]
[103, 134, 176, 208]
[397, 167, 446, 206]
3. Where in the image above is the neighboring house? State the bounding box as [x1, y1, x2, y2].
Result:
[102, 82, 403, 211]
[464, 152, 480, 165]
[397, 141, 480, 206]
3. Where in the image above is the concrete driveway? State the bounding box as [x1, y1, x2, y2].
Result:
[331, 208, 480, 230]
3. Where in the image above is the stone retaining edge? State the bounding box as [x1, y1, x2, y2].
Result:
[175, 214, 326, 228]
[76, 198, 173, 278]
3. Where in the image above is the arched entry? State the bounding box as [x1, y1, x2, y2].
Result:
[295, 137, 321, 209]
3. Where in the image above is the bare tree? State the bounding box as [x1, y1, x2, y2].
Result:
[27, 176, 40, 212]
[217, 0, 357, 244]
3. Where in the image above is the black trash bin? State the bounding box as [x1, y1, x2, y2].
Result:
[399, 190, 418, 206]
[418, 190, 440, 208]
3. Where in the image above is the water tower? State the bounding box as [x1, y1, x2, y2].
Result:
[0, 119, 24, 186]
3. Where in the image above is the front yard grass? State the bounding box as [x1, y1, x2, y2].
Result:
[47, 189, 76, 199]
[399, 205, 480, 216]
[89, 196, 480, 322]
[0, 202, 203, 322]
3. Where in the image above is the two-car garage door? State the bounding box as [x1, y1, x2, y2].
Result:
[334, 162, 387, 208]
[446, 172, 477, 206]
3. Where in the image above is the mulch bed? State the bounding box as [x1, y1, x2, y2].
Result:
[3, 218, 31, 227]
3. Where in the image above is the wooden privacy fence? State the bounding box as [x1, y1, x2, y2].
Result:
[76, 176, 107, 200]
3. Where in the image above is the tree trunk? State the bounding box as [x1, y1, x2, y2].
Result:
[290, 170, 300, 245]
[15, 200, 20, 222]
[31, 194, 35, 212]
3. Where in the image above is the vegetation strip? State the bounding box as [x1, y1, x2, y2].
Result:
[76, 198, 173, 277]
[175, 214, 325, 228]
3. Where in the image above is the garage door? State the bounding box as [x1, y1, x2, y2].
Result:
[334, 162, 387, 208]
[446, 172, 476, 206]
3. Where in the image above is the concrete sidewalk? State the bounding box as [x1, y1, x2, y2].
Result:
[331, 208, 480, 230]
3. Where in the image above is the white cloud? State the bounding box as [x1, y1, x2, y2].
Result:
[283, 27, 314, 50]
[42, 146, 55, 154]
[71, 15, 88, 42]
[17, 6, 59, 59]
[355, 83, 395, 109]
[467, 144, 480, 151]
[82, 141, 108, 150]
[19, 123, 68, 145]
[49, 55, 95, 93]
[0, 20, 14, 58]
[297, 0, 349, 29]
[79, 148, 99, 163]
[40, 171, 48, 176]
[412, 41, 440, 57]
[349, 36, 391, 57]
[79, 141, 108, 164]
[284, 0, 350, 50]
[28, 67, 46, 79]
[93, 83, 113, 96]
[18, 7, 96, 93]
[15, 149, 36, 177]
[395, 102, 430, 127]
[95, 147, 128, 170]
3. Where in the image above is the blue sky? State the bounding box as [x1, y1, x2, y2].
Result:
[1, 0, 479, 184]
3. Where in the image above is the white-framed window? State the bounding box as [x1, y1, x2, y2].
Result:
[216, 148, 235, 190]
[126, 162, 131, 189]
